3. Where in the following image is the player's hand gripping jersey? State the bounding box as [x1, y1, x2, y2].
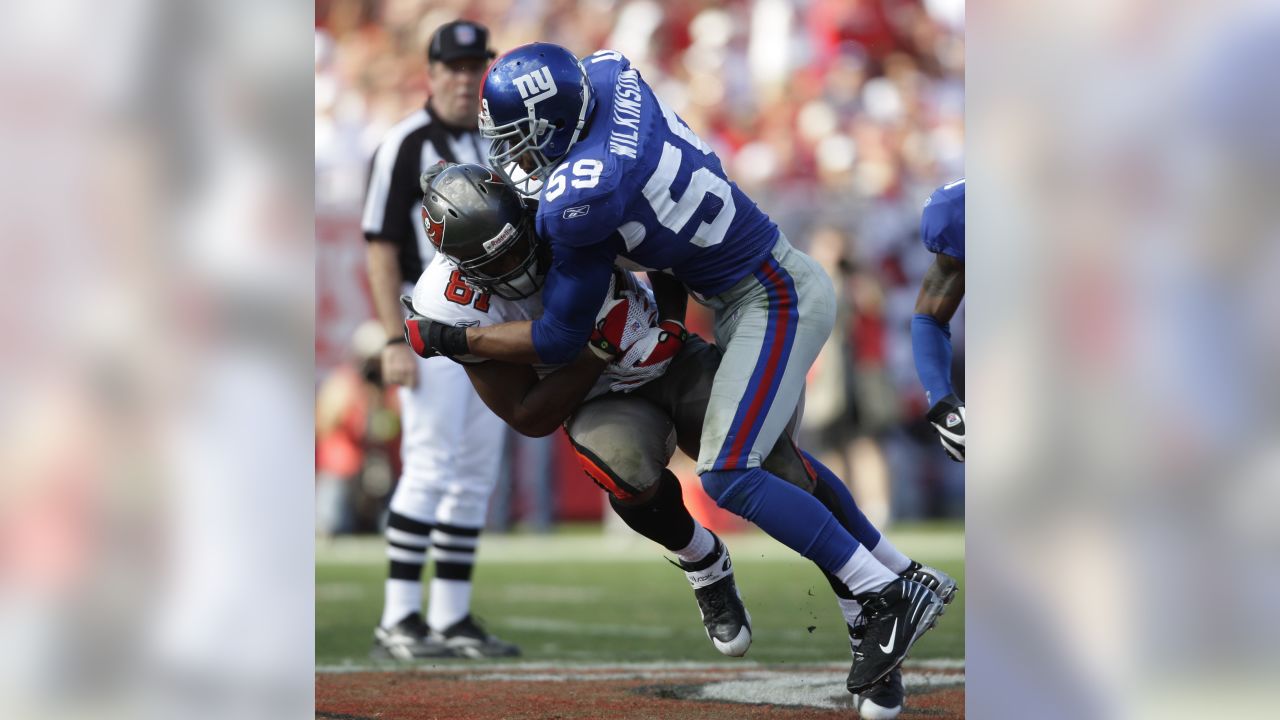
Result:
[483, 49, 780, 363]
[410, 252, 660, 399]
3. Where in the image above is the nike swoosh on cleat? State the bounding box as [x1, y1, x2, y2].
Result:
[879, 619, 898, 653]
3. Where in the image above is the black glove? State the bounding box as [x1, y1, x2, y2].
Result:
[926, 393, 966, 463]
[400, 295, 470, 359]
[419, 160, 455, 193]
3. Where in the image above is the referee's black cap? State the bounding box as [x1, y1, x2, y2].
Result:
[427, 21, 496, 63]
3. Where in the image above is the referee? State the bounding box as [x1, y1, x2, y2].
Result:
[362, 20, 518, 660]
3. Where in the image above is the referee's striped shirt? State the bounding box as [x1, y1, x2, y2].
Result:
[362, 102, 488, 282]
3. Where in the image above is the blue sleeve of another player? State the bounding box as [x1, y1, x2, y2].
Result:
[911, 314, 955, 407]
[921, 198, 964, 260]
[531, 238, 621, 364]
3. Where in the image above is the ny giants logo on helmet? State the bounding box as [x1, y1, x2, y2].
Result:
[512, 67, 557, 107]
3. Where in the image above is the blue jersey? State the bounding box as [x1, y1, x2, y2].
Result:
[920, 179, 964, 260]
[530, 51, 779, 363]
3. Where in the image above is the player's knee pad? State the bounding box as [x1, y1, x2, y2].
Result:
[572, 442, 650, 502]
[699, 467, 767, 515]
[566, 394, 675, 502]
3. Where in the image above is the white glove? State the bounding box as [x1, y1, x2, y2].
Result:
[609, 320, 687, 393]
[926, 394, 965, 462]
[588, 270, 658, 360]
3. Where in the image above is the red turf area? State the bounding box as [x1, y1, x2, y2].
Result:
[316, 670, 965, 719]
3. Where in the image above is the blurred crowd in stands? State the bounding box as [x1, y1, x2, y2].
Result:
[315, 0, 965, 534]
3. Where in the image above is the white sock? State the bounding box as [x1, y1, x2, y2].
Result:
[838, 597, 864, 630]
[839, 596, 864, 654]
[870, 536, 912, 575]
[836, 545, 898, 597]
[382, 579, 423, 628]
[427, 578, 472, 632]
[673, 521, 716, 564]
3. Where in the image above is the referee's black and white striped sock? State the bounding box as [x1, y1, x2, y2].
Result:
[381, 511, 433, 628]
[426, 523, 480, 632]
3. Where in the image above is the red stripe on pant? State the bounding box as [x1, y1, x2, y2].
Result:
[722, 261, 795, 468]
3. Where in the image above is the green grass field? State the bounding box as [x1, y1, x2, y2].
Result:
[317, 521, 963, 667]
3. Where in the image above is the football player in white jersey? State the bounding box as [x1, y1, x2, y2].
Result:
[405, 165, 957, 715]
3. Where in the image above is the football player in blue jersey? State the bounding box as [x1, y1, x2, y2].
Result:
[410, 162, 957, 717]
[404, 43, 945, 693]
[912, 179, 966, 462]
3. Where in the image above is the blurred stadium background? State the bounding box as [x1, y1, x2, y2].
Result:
[315, 0, 965, 539]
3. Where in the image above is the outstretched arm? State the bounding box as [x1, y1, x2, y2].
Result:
[464, 350, 609, 437]
[911, 253, 965, 405]
[412, 238, 621, 364]
[463, 320, 541, 364]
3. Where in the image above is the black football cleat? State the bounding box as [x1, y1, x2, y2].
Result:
[902, 560, 958, 607]
[846, 579, 943, 694]
[431, 615, 521, 658]
[854, 666, 905, 719]
[371, 612, 457, 660]
[678, 535, 752, 657]
[847, 618, 905, 718]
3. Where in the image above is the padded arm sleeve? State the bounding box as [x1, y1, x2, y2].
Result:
[531, 238, 621, 364]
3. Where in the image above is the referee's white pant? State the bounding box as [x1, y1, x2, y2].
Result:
[390, 353, 505, 530]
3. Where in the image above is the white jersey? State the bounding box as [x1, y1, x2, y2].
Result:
[411, 253, 655, 400]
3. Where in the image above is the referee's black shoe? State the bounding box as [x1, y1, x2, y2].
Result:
[371, 612, 456, 660]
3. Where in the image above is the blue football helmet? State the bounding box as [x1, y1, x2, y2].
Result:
[479, 42, 596, 195]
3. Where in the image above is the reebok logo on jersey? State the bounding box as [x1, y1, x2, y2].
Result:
[562, 205, 590, 219]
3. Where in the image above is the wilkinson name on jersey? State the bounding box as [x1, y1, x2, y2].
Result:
[608, 69, 643, 159]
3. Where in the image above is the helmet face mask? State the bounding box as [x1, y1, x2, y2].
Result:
[478, 101, 557, 195]
[421, 163, 548, 300]
[478, 43, 595, 196]
[452, 213, 548, 300]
